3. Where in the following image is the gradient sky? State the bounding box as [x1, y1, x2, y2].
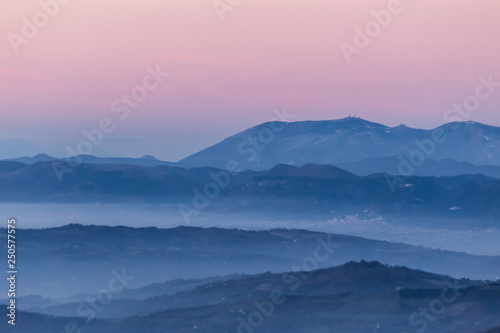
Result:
[1, 0, 499, 161]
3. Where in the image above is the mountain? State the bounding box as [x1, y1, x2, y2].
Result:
[5, 118, 500, 178]
[4, 153, 57, 164]
[219, 165, 500, 221]
[1, 225, 499, 298]
[1, 161, 499, 220]
[180, 118, 500, 170]
[0, 161, 256, 202]
[337, 156, 500, 179]
[4, 154, 176, 167]
[0, 160, 27, 174]
[0, 162, 199, 201]
[263, 163, 360, 180]
[2, 262, 499, 333]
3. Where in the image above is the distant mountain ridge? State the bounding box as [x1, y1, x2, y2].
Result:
[180, 117, 500, 170]
[4, 153, 176, 167]
[6, 152, 500, 180]
[337, 156, 500, 178]
[4, 118, 500, 179]
[260, 163, 359, 180]
[1, 161, 500, 221]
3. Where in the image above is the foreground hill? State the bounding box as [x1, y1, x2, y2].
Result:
[29, 261, 482, 319]
[1, 262, 499, 333]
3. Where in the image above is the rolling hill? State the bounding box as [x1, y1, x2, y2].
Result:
[1, 261, 499, 333]
[1, 225, 499, 298]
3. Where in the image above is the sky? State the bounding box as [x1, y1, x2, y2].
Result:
[1, 0, 499, 161]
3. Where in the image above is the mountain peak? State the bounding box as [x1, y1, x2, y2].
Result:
[141, 155, 158, 160]
[260, 164, 298, 177]
[33, 153, 53, 158]
[260, 163, 358, 180]
[30, 154, 56, 162]
[338, 116, 369, 122]
[289, 164, 359, 180]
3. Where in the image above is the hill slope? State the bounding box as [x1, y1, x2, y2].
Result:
[2, 262, 499, 333]
[1, 225, 499, 297]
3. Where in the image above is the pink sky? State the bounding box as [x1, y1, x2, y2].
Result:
[1, 0, 499, 160]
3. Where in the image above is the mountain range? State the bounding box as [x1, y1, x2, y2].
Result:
[179, 118, 500, 170]
[1, 160, 499, 222]
[2, 118, 500, 332]
[4, 118, 500, 179]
